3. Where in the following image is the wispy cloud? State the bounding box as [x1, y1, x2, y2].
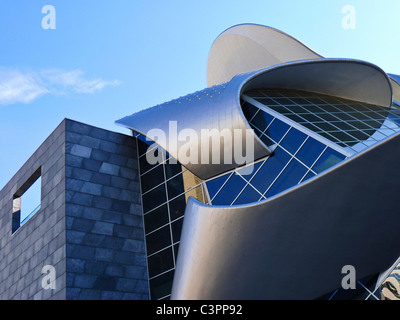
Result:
[0, 68, 120, 105]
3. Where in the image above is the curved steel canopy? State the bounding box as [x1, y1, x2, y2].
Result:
[116, 59, 392, 180]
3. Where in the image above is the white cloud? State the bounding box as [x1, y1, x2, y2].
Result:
[0, 68, 120, 105]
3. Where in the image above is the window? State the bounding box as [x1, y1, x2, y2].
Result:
[244, 88, 400, 154]
[135, 133, 207, 300]
[12, 167, 42, 234]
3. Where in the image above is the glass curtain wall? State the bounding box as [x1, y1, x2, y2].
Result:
[135, 135, 207, 300]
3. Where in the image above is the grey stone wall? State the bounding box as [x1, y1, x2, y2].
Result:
[64, 119, 148, 300]
[0, 120, 67, 300]
[0, 119, 149, 300]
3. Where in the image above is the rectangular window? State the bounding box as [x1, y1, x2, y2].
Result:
[12, 167, 42, 234]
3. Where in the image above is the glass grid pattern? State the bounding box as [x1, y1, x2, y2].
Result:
[244, 88, 400, 154]
[135, 134, 207, 300]
[206, 101, 347, 206]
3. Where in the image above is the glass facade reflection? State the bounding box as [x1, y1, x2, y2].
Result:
[244, 89, 400, 154]
[135, 136, 207, 300]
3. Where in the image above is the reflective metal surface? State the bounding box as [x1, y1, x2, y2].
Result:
[171, 132, 400, 300]
[116, 80, 270, 181]
[116, 59, 392, 181]
[207, 24, 323, 87]
[243, 59, 393, 108]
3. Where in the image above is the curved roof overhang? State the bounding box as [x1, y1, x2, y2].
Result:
[170, 131, 400, 300]
[207, 24, 395, 107]
[116, 59, 393, 180]
[243, 58, 393, 108]
[207, 24, 323, 87]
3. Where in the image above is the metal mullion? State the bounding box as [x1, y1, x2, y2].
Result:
[148, 265, 176, 281]
[281, 136, 319, 185]
[162, 161, 176, 268]
[134, 136, 152, 300]
[248, 108, 261, 123]
[341, 104, 394, 129]
[357, 281, 380, 300]
[229, 174, 254, 206]
[238, 178, 269, 205]
[141, 166, 189, 198]
[317, 98, 388, 131]
[146, 242, 175, 259]
[305, 111, 370, 145]
[138, 142, 167, 160]
[257, 128, 298, 201]
[297, 145, 329, 184]
[229, 156, 271, 206]
[139, 155, 167, 177]
[141, 180, 167, 197]
[310, 104, 377, 136]
[259, 156, 295, 201]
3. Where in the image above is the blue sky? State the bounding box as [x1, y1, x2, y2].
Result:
[0, 0, 399, 190]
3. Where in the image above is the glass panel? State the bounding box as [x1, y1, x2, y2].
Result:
[149, 270, 174, 300]
[280, 127, 307, 155]
[211, 173, 247, 205]
[241, 101, 259, 120]
[144, 205, 169, 234]
[244, 88, 400, 155]
[142, 184, 167, 213]
[171, 217, 184, 243]
[255, 97, 280, 106]
[168, 195, 186, 221]
[137, 139, 151, 157]
[295, 138, 325, 167]
[148, 247, 174, 278]
[146, 225, 171, 255]
[264, 118, 290, 144]
[265, 159, 308, 198]
[173, 244, 180, 261]
[236, 160, 264, 181]
[232, 184, 262, 205]
[250, 110, 274, 132]
[141, 164, 165, 193]
[301, 171, 316, 182]
[206, 173, 232, 200]
[259, 133, 274, 147]
[164, 160, 183, 180]
[20, 176, 41, 224]
[388, 113, 400, 126]
[312, 148, 346, 174]
[249, 146, 291, 195]
[139, 153, 157, 175]
[166, 173, 185, 200]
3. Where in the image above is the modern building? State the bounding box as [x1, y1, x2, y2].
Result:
[1, 24, 400, 300]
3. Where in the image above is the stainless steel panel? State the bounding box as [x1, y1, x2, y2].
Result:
[171, 132, 400, 300]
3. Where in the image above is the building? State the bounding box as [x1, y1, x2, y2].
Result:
[1, 24, 400, 300]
